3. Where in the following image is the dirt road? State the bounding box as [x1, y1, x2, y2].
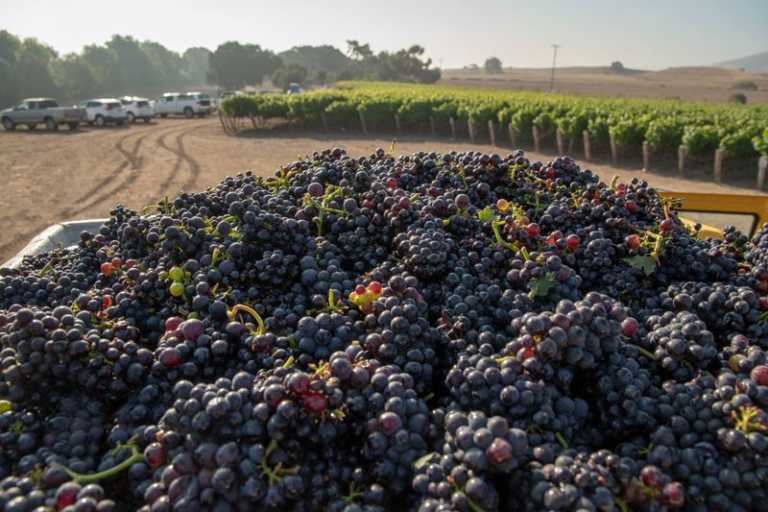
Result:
[0, 118, 764, 262]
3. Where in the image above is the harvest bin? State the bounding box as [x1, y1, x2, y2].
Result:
[1, 219, 107, 269]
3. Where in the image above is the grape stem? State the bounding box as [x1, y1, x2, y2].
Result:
[259, 440, 299, 486]
[59, 443, 145, 485]
[229, 304, 266, 336]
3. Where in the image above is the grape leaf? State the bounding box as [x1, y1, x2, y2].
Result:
[623, 255, 657, 275]
[477, 207, 494, 222]
[529, 272, 557, 297]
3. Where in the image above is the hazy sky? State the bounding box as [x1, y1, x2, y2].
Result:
[1, 0, 766, 70]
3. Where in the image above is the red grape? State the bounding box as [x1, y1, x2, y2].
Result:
[660, 219, 673, 233]
[640, 465, 662, 487]
[302, 393, 327, 414]
[55, 482, 81, 510]
[526, 223, 540, 238]
[368, 281, 382, 294]
[750, 365, 768, 386]
[386, 178, 398, 189]
[180, 319, 204, 341]
[486, 438, 513, 465]
[625, 200, 639, 214]
[160, 348, 182, 368]
[145, 442, 166, 469]
[100, 262, 113, 276]
[662, 482, 685, 507]
[621, 317, 639, 338]
[625, 234, 641, 250]
[165, 316, 184, 333]
[565, 234, 580, 250]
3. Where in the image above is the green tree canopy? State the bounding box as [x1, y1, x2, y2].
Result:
[183, 47, 211, 85]
[272, 63, 309, 90]
[208, 42, 281, 89]
[484, 57, 503, 74]
[278, 45, 349, 77]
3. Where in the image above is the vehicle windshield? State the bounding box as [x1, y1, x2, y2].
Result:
[107, 102, 121, 108]
[137, 101, 149, 107]
[37, 100, 58, 109]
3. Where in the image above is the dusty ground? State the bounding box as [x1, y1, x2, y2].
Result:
[442, 66, 768, 103]
[1, 117, 765, 262]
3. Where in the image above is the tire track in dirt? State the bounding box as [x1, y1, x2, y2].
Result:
[3, 127, 159, 254]
[69, 129, 152, 206]
[155, 125, 203, 199]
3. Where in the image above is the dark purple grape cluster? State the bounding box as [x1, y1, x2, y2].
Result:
[3, 149, 768, 510]
[645, 311, 718, 381]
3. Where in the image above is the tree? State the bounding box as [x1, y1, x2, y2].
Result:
[278, 45, 349, 77]
[484, 57, 503, 74]
[106, 35, 155, 92]
[183, 47, 211, 85]
[0, 30, 22, 107]
[52, 53, 96, 100]
[343, 41, 440, 84]
[208, 42, 281, 89]
[81, 44, 121, 94]
[17, 38, 59, 98]
[610, 61, 625, 73]
[141, 40, 186, 88]
[272, 64, 309, 90]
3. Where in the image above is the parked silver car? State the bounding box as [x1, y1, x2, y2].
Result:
[1, 98, 85, 131]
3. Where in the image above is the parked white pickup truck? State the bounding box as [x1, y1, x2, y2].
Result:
[153, 92, 212, 119]
[1, 98, 85, 131]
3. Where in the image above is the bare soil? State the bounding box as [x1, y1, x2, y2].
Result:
[442, 66, 768, 103]
[1, 117, 765, 262]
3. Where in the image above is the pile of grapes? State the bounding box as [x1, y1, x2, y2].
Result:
[1, 148, 768, 512]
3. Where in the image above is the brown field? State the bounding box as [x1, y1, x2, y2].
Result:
[441, 66, 768, 103]
[1, 117, 765, 263]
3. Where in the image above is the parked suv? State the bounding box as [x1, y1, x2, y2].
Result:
[1, 98, 85, 131]
[153, 92, 212, 118]
[119, 96, 154, 123]
[80, 99, 128, 127]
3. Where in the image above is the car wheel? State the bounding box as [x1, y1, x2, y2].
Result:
[67, 122, 79, 130]
[116, 120, 125, 127]
[184, 107, 193, 119]
[1, 117, 15, 131]
[143, 117, 151, 123]
[27, 123, 37, 131]
[45, 117, 58, 131]
[160, 113, 168, 118]
[127, 112, 135, 124]
[95, 115, 105, 127]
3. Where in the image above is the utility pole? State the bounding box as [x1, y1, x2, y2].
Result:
[549, 44, 560, 92]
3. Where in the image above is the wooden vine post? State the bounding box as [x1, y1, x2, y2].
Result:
[556, 128, 565, 155]
[358, 111, 368, 134]
[468, 119, 476, 143]
[488, 120, 496, 146]
[678, 145, 688, 175]
[429, 116, 436, 137]
[609, 133, 619, 166]
[449, 117, 457, 140]
[320, 113, 329, 133]
[582, 130, 592, 161]
[714, 147, 726, 184]
[642, 142, 651, 172]
[508, 124, 517, 147]
[394, 115, 402, 136]
[758, 156, 768, 190]
[532, 126, 541, 153]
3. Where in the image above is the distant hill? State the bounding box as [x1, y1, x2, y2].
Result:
[714, 51, 768, 73]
